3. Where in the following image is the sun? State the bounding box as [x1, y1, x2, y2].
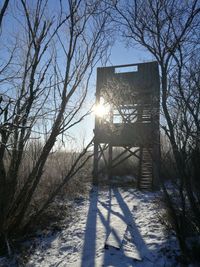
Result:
[93, 102, 110, 118]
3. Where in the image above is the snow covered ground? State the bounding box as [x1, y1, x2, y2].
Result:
[0, 186, 180, 267]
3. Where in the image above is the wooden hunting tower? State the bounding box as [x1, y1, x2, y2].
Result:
[93, 61, 160, 190]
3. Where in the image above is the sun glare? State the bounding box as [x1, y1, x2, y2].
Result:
[94, 103, 110, 118]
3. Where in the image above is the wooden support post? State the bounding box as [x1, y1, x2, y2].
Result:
[93, 141, 99, 185]
[138, 146, 143, 189]
[108, 144, 112, 179]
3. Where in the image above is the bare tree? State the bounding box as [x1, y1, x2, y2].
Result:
[0, 0, 9, 29]
[0, 0, 111, 254]
[111, 0, 200, 259]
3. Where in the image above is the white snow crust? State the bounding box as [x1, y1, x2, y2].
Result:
[25, 186, 180, 267]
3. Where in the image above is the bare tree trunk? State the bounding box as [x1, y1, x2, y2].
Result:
[0, 0, 9, 28]
[0, 0, 111, 253]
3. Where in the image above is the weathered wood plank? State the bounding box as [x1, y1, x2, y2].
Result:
[104, 199, 134, 251]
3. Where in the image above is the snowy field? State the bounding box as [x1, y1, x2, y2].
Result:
[0, 186, 180, 267]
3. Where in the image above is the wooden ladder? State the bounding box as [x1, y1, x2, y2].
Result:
[139, 148, 153, 190]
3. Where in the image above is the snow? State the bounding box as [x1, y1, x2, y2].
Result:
[0, 186, 180, 266]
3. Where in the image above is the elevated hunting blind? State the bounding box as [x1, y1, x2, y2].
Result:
[93, 61, 160, 190]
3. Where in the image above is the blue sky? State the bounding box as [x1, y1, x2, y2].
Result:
[0, 0, 156, 150]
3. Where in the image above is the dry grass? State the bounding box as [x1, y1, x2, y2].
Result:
[2, 141, 92, 235]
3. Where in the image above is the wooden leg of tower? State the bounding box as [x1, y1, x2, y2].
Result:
[152, 141, 160, 190]
[137, 146, 143, 189]
[108, 144, 112, 180]
[93, 141, 99, 185]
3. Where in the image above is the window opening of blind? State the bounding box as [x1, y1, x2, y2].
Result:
[115, 65, 138, 73]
